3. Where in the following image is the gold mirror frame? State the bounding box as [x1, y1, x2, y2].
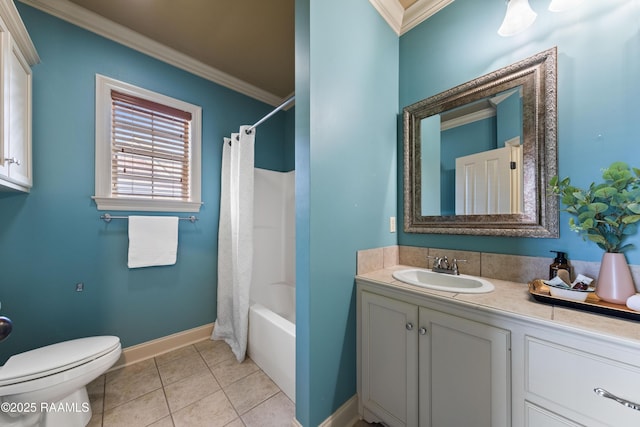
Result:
[403, 47, 558, 237]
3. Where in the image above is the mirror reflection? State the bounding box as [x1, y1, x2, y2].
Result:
[421, 87, 524, 216]
[403, 47, 558, 237]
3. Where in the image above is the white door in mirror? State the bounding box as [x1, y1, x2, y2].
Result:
[455, 145, 523, 215]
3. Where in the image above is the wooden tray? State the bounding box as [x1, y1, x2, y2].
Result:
[528, 279, 640, 321]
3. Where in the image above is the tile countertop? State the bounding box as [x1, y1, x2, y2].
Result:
[356, 265, 640, 345]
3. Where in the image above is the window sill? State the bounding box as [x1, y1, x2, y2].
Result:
[93, 196, 202, 213]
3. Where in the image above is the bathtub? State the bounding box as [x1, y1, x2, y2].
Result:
[248, 282, 295, 402]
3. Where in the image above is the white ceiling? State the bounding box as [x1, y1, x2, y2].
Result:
[18, 0, 452, 106]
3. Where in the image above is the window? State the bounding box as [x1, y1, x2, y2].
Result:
[94, 75, 202, 212]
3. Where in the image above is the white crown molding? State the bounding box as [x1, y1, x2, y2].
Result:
[18, 0, 283, 106]
[369, 0, 454, 35]
[402, 0, 454, 34]
[369, 0, 405, 34]
[489, 87, 523, 106]
[441, 107, 495, 131]
[0, 0, 39, 65]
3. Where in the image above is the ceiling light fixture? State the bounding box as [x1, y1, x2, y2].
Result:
[498, 0, 538, 37]
[548, 0, 584, 12]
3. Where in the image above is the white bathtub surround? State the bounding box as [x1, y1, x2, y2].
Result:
[249, 303, 295, 401]
[250, 169, 296, 293]
[248, 168, 296, 402]
[212, 126, 255, 362]
[127, 216, 178, 268]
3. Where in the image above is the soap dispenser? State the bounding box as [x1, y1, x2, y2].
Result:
[549, 251, 571, 280]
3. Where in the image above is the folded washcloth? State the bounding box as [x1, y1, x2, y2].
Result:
[128, 216, 179, 268]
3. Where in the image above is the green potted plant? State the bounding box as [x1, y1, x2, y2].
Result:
[550, 161, 640, 304]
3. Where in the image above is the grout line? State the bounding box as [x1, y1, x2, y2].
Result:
[230, 370, 279, 416]
[213, 357, 245, 421]
[179, 343, 245, 424]
[95, 341, 286, 426]
[95, 375, 106, 427]
[243, 387, 283, 416]
[195, 345, 266, 420]
[154, 355, 174, 425]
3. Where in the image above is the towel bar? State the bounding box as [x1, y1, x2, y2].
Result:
[100, 213, 198, 223]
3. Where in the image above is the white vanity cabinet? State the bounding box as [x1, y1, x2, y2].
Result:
[357, 271, 640, 427]
[0, 0, 38, 192]
[358, 286, 511, 427]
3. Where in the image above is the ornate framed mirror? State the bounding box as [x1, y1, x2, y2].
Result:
[403, 47, 558, 237]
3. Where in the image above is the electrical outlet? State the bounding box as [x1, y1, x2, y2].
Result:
[390, 216, 396, 233]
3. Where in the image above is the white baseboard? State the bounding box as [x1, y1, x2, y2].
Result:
[293, 395, 359, 427]
[109, 323, 214, 371]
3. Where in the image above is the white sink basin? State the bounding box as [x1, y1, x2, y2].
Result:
[392, 268, 494, 293]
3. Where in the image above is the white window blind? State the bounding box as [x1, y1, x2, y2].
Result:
[111, 91, 192, 200]
[94, 75, 202, 212]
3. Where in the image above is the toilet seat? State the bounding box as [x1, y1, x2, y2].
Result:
[0, 336, 120, 386]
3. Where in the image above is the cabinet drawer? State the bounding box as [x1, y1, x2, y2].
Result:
[526, 336, 640, 426]
[525, 401, 581, 427]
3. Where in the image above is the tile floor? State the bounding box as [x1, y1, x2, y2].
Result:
[86, 339, 295, 427]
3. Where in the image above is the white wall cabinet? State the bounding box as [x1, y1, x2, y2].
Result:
[0, 0, 39, 192]
[358, 289, 511, 427]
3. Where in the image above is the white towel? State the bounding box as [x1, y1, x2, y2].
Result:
[128, 216, 179, 268]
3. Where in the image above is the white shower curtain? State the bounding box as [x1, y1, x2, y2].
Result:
[212, 125, 255, 362]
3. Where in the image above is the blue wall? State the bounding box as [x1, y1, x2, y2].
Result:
[0, 4, 291, 364]
[399, 0, 640, 264]
[496, 91, 522, 145]
[6, 0, 638, 423]
[295, 0, 398, 424]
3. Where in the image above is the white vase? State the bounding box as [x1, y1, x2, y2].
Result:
[595, 252, 636, 304]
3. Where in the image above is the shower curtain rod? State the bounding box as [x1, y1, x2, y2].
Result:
[245, 95, 295, 134]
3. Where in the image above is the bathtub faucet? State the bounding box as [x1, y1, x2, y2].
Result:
[427, 255, 466, 275]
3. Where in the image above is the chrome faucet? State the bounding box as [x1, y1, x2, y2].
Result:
[428, 255, 467, 275]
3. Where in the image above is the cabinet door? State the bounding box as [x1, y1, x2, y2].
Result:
[361, 291, 419, 427]
[419, 307, 511, 427]
[3, 32, 31, 188]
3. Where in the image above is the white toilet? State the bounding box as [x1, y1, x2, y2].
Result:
[0, 336, 121, 427]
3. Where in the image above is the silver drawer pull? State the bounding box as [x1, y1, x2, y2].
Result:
[406, 322, 413, 331]
[419, 327, 427, 335]
[4, 157, 20, 166]
[0, 316, 12, 342]
[594, 388, 640, 411]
